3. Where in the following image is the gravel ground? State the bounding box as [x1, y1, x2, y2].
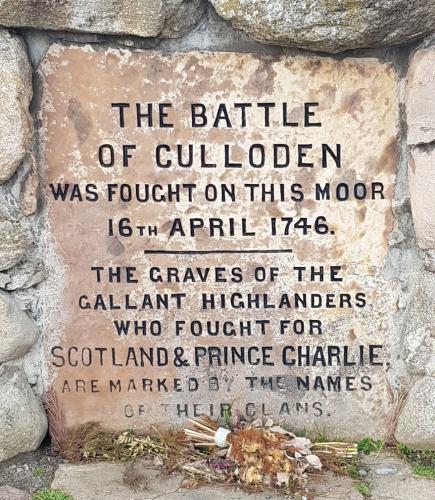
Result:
[0, 441, 62, 494]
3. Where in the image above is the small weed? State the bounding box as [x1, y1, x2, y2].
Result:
[32, 467, 45, 478]
[347, 463, 360, 479]
[223, 406, 231, 427]
[357, 437, 383, 455]
[411, 464, 435, 479]
[356, 481, 371, 497]
[396, 442, 435, 479]
[32, 489, 72, 500]
[397, 442, 412, 458]
[314, 431, 328, 443]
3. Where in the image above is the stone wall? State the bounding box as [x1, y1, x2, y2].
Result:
[0, 1, 434, 461]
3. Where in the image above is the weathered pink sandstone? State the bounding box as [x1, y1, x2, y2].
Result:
[39, 46, 400, 439]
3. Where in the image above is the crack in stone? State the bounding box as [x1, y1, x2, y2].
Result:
[148, 486, 182, 499]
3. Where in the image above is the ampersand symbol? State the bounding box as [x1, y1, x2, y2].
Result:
[174, 347, 189, 367]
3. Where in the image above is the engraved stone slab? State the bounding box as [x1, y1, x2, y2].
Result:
[39, 47, 399, 439]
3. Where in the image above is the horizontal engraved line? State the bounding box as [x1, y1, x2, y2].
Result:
[143, 249, 293, 255]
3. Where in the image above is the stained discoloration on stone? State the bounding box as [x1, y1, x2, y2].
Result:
[67, 98, 93, 144]
[39, 47, 399, 438]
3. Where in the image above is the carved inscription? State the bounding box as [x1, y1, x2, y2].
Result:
[40, 48, 399, 437]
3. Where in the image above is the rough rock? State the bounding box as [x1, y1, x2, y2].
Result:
[395, 376, 435, 450]
[409, 149, 435, 250]
[0, 30, 32, 183]
[0, 366, 47, 462]
[0, 291, 38, 363]
[401, 272, 435, 377]
[210, 0, 435, 53]
[407, 47, 435, 255]
[0, 1, 205, 38]
[0, 486, 31, 500]
[0, 211, 33, 271]
[361, 452, 435, 497]
[407, 48, 435, 145]
[374, 464, 397, 475]
[2, 257, 46, 291]
[0, 272, 10, 288]
[20, 156, 39, 217]
[424, 250, 435, 272]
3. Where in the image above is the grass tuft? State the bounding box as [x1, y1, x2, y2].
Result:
[32, 489, 72, 500]
[357, 437, 383, 455]
[346, 463, 360, 479]
[356, 481, 371, 497]
[395, 443, 435, 479]
[32, 467, 45, 478]
[411, 464, 435, 479]
[314, 431, 329, 443]
[397, 442, 412, 457]
[60, 422, 123, 462]
[43, 387, 66, 453]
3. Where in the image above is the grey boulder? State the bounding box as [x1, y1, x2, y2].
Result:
[0, 291, 38, 363]
[0, 366, 47, 462]
[0, 486, 31, 500]
[0, 0, 205, 38]
[395, 377, 435, 450]
[211, 0, 435, 53]
[0, 29, 32, 183]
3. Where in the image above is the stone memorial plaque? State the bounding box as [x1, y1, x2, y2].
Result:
[40, 47, 400, 438]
